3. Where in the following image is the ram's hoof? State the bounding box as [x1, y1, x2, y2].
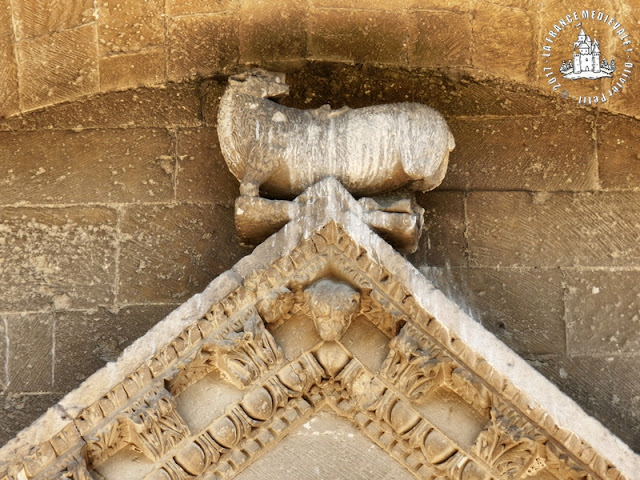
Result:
[240, 183, 260, 197]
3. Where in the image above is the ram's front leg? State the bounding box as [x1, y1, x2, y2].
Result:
[239, 146, 268, 197]
[239, 179, 260, 197]
[239, 141, 285, 197]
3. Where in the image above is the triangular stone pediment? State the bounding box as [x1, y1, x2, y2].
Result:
[0, 178, 638, 480]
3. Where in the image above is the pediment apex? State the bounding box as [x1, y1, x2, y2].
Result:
[0, 178, 638, 480]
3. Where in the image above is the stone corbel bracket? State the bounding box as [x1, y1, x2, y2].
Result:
[235, 186, 425, 253]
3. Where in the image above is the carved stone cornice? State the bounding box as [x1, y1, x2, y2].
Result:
[0, 178, 637, 480]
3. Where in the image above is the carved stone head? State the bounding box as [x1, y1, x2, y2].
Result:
[304, 279, 360, 341]
[228, 68, 290, 99]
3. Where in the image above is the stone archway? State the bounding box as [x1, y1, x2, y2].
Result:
[1, 1, 639, 117]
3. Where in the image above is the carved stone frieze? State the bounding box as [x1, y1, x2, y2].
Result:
[472, 406, 544, 480]
[214, 310, 283, 389]
[118, 388, 190, 462]
[0, 179, 635, 480]
[51, 452, 93, 480]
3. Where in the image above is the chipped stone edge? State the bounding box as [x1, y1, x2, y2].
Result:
[0, 269, 242, 467]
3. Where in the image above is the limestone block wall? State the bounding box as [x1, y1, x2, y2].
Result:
[1, 62, 639, 454]
[0, 0, 639, 118]
[0, 0, 639, 457]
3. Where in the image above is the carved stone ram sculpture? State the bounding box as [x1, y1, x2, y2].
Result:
[217, 69, 455, 198]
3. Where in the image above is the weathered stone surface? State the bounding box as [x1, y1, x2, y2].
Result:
[54, 305, 178, 392]
[16, 24, 98, 111]
[0, 1, 637, 120]
[176, 127, 239, 204]
[407, 0, 473, 11]
[0, 0, 11, 37]
[279, 62, 566, 118]
[532, 355, 640, 452]
[0, 128, 175, 204]
[119, 203, 250, 303]
[98, 0, 164, 55]
[200, 78, 227, 127]
[239, 0, 307, 62]
[12, 0, 94, 39]
[0, 178, 639, 477]
[408, 10, 472, 68]
[442, 114, 598, 191]
[0, 37, 19, 118]
[0, 393, 63, 447]
[166, 0, 237, 15]
[99, 48, 166, 91]
[566, 270, 640, 355]
[0, 207, 117, 310]
[467, 192, 640, 267]
[312, 0, 405, 9]
[0, 317, 5, 390]
[309, 9, 407, 65]
[5, 313, 53, 391]
[610, 76, 640, 118]
[0, 82, 202, 130]
[167, 13, 239, 81]
[236, 412, 416, 480]
[597, 114, 640, 190]
[473, 6, 533, 81]
[424, 267, 566, 356]
[279, 63, 415, 111]
[409, 191, 466, 267]
[0, 47, 639, 470]
[485, 0, 532, 8]
[218, 69, 453, 198]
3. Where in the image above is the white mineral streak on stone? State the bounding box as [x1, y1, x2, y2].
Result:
[229, 178, 639, 477]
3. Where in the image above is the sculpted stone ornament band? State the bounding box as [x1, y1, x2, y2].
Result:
[0, 69, 638, 480]
[217, 68, 455, 252]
